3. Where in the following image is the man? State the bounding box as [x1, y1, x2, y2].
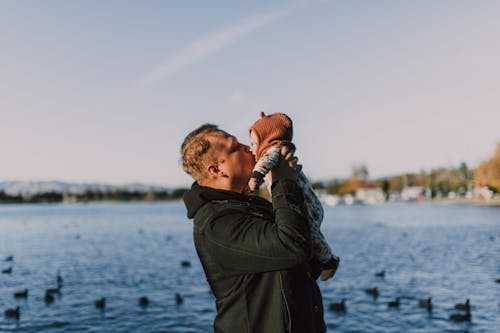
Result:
[181, 124, 326, 333]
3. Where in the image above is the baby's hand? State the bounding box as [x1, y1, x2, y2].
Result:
[320, 269, 335, 281]
[320, 255, 339, 281]
[248, 178, 259, 192]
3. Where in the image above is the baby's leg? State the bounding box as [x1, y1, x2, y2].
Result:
[298, 172, 324, 226]
[297, 172, 333, 262]
[308, 210, 339, 281]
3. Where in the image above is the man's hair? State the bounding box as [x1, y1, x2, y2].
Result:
[180, 124, 221, 182]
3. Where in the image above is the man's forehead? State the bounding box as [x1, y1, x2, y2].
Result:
[206, 131, 237, 148]
[208, 130, 236, 142]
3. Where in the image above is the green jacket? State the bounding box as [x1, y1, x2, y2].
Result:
[183, 179, 326, 333]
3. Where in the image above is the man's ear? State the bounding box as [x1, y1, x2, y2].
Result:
[207, 164, 227, 178]
[207, 164, 219, 177]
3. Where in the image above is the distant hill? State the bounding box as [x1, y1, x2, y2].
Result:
[0, 181, 170, 195]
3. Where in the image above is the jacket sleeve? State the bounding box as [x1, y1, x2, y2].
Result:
[196, 179, 312, 276]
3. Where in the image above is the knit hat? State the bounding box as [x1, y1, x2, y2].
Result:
[249, 112, 293, 160]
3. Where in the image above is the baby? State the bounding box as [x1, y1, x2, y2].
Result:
[248, 112, 339, 281]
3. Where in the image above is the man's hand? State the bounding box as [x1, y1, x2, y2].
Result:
[267, 146, 300, 184]
[247, 178, 259, 192]
[283, 146, 303, 172]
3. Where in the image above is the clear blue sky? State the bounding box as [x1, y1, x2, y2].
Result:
[1, 0, 499, 187]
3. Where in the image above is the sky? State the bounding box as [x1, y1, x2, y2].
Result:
[1, 0, 499, 187]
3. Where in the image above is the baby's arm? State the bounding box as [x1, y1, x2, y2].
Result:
[248, 146, 281, 191]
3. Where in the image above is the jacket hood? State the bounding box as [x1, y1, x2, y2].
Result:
[183, 182, 247, 219]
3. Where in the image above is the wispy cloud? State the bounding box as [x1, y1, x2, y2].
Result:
[137, 5, 306, 87]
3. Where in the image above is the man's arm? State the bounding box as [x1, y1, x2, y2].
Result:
[197, 150, 312, 275]
[198, 179, 312, 275]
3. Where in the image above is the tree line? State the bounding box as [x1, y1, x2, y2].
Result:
[474, 143, 500, 192]
[315, 142, 500, 197]
[2, 143, 499, 204]
[0, 188, 188, 204]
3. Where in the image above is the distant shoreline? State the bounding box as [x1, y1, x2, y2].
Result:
[428, 198, 500, 206]
[0, 198, 184, 205]
[2, 197, 499, 206]
[0, 189, 188, 205]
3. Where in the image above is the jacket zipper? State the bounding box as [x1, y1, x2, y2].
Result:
[279, 273, 292, 333]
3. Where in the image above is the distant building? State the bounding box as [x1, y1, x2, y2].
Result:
[474, 185, 494, 200]
[355, 188, 386, 205]
[344, 194, 355, 205]
[319, 193, 340, 206]
[401, 186, 424, 201]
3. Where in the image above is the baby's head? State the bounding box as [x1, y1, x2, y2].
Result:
[249, 112, 293, 160]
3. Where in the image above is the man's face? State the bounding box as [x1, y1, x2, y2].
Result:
[208, 131, 255, 188]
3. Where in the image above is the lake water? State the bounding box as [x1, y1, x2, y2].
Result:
[0, 201, 499, 332]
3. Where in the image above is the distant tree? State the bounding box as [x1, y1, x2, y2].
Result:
[81, 189, 95, 201]
[170, 188, 188, 199]
[408, 173, 425, 187]
[337, 179, 364, 195]
[326, 180, 343, 195]
[94, 190, 104, 201]
[311, 181, 325, 190]
[474, 142, 500, 192]
[28, 192, 63, 203]
[153, 191, 170, 200]
[144, 191, 155, 201]
[351, 164, 369, 182]
[0, 191, 23, 203]
[388, 176, 404, 192]
[382, 179, 390, 195]
[459, 162, 471, 181]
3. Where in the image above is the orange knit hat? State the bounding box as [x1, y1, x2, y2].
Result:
[249, 112, 293, 160]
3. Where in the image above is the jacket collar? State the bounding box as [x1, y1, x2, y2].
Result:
[183, 182, 249, 219]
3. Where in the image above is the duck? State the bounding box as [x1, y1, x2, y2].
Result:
[2, 267, 12, 274]
[46, 287, 61, 295]
[4, 255, 13, 262]
[44, 291, 55, 304]
[328, 299, 346, 312]
[4, 306, 20, 319]
[454, 299, 470, 311]
[14, 289, 28, 299]
[365, 287, 379, 298]
[418, 297, 432, 311]
[180, 260, 191, 268]
[95, 297, 106, 310]
[139, 296, 149, 307]
[388, 297, 400, 308]
[375, 270, 385, 277]
[175, 293, 183, 305]
[450, 309, 471, 322]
